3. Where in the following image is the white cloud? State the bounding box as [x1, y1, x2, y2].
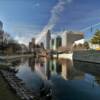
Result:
[15, 33, 39, 45]
[67, 0, 73, 3]
[15, 36, 28, 45]
[35, 3, 40, 7]
[33, 3, 40, 8]
[36, 0, 73, 43]
[12, 24, 40, 45]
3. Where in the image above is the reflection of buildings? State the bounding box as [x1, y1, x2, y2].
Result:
[45, 59, 71, 80]
[45, 59, 62, 80]
[27, 57, 85, 81]
[27, 58, 85, 80]
[28, 57, 35, 71]
[45, 59, 85, 80]
[74, 61, 100, 77]
[45, 60, 51, 80]
[60, 59, 72, 80]
[95, 76, 100, 85]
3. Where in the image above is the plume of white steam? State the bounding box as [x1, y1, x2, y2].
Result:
[36, 0, 72, 44]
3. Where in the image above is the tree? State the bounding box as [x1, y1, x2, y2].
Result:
[91, 30, 100, 46]
[84, 42, 89, 49]
[73, 44, 77, 49]
[78, 43, 83, 48]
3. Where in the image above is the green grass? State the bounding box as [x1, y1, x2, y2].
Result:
[0, 65, 9, 69]
[0, 74, 21, 100]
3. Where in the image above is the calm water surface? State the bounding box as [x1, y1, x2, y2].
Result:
[11, 57, 100, 100]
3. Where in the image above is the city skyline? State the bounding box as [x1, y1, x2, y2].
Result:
[0, 0, 100, 44]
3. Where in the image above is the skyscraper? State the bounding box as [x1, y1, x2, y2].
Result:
[56, 36, 62, 49]
[0, 21, 3, 31]
[46, 30, 51, 49]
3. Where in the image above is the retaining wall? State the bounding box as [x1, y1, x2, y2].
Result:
[73, 50, 100, 63]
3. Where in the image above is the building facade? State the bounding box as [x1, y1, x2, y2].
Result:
[50, 38, 56, 50]
[62, 31, 84, 50]
[56, 36, 62, 49]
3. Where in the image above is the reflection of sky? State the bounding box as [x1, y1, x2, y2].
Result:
[15, 57, 100, 92]
[13, 58, 100, 100]
[0, 0, 100, 43]
[84, 74, 95, 83]
[16, 62, 43, 90]
[35, 63, 46, 80]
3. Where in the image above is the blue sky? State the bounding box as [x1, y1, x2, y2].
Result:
[0, 0, 100, 44]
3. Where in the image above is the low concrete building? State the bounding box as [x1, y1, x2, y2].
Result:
[62, 31, 84, 51]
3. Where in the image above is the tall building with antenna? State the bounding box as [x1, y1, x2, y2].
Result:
[45, 30, 51, 49]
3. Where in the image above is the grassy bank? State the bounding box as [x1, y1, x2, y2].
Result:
[0, 64, 10, 69]
[0, 74, 21, 100]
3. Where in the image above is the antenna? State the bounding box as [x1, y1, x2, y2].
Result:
[91, 24, 93, 33]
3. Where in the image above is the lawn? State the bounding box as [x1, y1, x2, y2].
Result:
[0, 74, 21, 100]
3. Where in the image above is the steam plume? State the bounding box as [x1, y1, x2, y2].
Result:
[36, 0, 72, 44]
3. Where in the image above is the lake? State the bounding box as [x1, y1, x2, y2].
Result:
[10, 57, 100, 100]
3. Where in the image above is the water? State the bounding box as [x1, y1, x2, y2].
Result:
[10, 57, 100, 100]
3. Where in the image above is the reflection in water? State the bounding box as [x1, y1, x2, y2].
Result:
[11, 57, 100, 84]
[12, 57, 100, 100]
[15, 58, 79, 90]
[41, 59, 73, 80]
[28, 57, 35, 71]
[74, 60, 100, 85]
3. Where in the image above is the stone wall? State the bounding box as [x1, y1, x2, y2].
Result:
[73, 50, 100, 63]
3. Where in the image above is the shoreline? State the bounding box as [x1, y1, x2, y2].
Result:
[0, 72, 21, 100]
[0, 54, 34, 60]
